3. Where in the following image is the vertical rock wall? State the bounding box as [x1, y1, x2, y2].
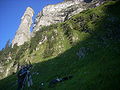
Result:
[32, 1, 87, 32]
[12, 7, 34, 47]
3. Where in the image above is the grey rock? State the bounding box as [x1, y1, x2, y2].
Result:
[76, 47, 90, 59]
[32, 0, 104, 33]
[32, 1, 87, 32]
[12, 7, 34, 47]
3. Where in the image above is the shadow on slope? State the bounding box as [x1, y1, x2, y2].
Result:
[0, 1, 120, 90]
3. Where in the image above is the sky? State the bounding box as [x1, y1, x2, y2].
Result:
[0, 0, 64, 50]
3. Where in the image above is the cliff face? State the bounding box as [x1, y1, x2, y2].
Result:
[64, 0, 92, 2]
[12, 0, 102, 44]
[0, 0, 102, 79]
[32, 0, 104, 33]
[33, 1, 90, 32]
[0, 1, 120, 89]
[12, 7, 34, 47]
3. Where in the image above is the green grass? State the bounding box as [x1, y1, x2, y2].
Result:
[0, 1, 120, 90]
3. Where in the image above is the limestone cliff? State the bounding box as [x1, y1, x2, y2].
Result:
[12, 7, 34, 47]
[32, 1, 85, 32]
[0, 1, 120, 89]
[32, 0, 103, 33]
[0, 0, 104, 80]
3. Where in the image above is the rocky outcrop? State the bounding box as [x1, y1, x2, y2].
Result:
[64, 0, 103, 3]
[76, 47, 90, 59]
[32, 0, 104, 33]
[12, 7, 34, 47]
[33, 1, 86, 32]
[64, 0, 92, 3]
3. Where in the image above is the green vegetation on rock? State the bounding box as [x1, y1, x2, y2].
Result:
[0, 1, 120, 90]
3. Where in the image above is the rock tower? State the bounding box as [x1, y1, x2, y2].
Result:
[12, 7, 34, 47]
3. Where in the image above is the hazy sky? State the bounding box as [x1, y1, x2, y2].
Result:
[0, 0, 64, 50]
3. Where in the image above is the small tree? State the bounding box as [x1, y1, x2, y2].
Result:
[5, 39, 11, 49]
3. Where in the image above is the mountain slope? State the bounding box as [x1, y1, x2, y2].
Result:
[0, 1, 120, 90]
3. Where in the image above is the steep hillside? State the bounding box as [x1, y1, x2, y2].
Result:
[0, 1, 120, 90]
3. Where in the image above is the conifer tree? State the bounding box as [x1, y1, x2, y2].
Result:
[5, 39, 10, 49]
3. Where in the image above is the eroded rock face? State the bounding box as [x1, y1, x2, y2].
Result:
[64, 0, 100, 3]
[33, 1, 87, 32]
[32, 0, 103, 33]
[65, 0, 92, 2]
[0, 62, 18, 79]
[12, 7, 34, 47]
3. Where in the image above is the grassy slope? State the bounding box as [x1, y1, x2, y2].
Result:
[0, 1, 120, 90]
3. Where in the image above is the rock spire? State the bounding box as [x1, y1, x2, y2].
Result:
[12, 7, 34, 47]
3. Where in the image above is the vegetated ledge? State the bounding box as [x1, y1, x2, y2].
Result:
[0, 1, 120, 90]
